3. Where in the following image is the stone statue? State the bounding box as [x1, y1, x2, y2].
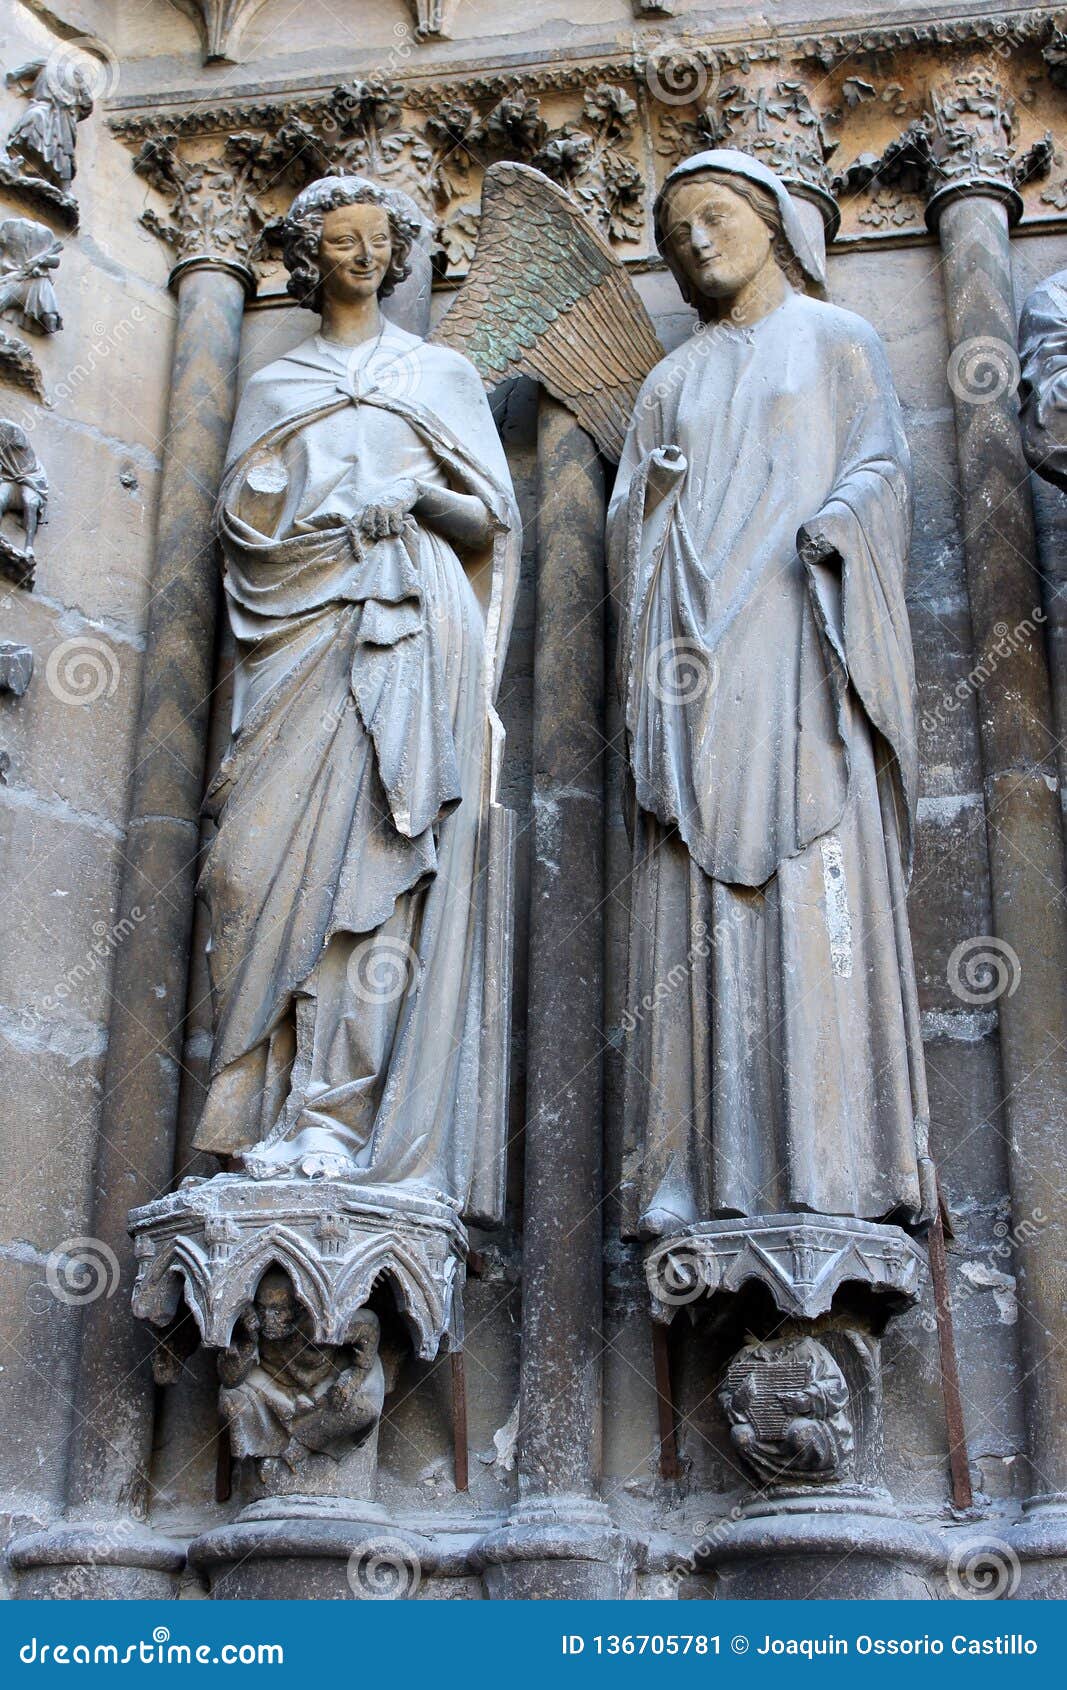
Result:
[219, 1270, 386, 1493]
[0, 217, 62, 334]
[0, 419, 47, 585]
[3, 58, 93, 188]
[1019, 268, 1067, 490]
[194, 175, 521, 1210]
[606, 151, 936, 1240]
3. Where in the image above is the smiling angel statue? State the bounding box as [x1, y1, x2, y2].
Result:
[194, 175, 523, 1210]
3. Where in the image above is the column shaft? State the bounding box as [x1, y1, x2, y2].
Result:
[517, 395, 607, 1497]
[65, 264, 247, 1515]
[935, 192, 1067, 1509]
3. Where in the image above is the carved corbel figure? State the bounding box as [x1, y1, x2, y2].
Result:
[0, 217, 62, 333]
[218, 1271, 392, 1498]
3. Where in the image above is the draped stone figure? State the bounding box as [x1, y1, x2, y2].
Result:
[1019, 268, 1067, 490]
[607, 151, 936, 1240]
[192, 176, 521, 1215]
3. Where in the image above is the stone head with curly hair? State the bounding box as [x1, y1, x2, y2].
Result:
[281, 175, 422, 312]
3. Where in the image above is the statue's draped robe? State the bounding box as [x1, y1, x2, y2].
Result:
[1019, 269, 1067, 491]
[608, 292, 934, 1236]
[193, 326, 520, 1219]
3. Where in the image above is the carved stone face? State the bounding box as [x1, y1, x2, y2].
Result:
[254, 1270, 301, 1341]
[318, 203, 394, 306]
[662, 178, 776, 302]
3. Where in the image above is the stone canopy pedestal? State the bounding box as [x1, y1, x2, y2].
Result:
[129, 1174, 467, 1600]
[646, 1214, 942, 1600]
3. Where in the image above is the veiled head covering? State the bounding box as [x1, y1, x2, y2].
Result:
[654, 149, 827, 300]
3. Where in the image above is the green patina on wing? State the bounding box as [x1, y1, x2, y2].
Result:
[431, 162, 663, 462]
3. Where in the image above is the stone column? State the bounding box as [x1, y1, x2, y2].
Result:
[12, 186, 255, 1597]
[920, 75, 1067, 1597]
[478, 396, 626, 1598]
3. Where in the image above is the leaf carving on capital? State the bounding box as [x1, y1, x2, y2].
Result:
[655, 75, 839, 199]
[133, 134, 265, 274]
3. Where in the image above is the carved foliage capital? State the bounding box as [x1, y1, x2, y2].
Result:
[133, 134, 263, 282]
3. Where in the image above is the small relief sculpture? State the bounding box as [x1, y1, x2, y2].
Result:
[218, 1271, 387, 1491]
[0, 217, 62, 333]
[720, 1336, 854, 1487]
[606, 150, 935, 1240]
[0, 420, 47, 587]
[0, 217, 62, 398]
[0, 58, 94, 226]
[1019, 269, 1067, 492]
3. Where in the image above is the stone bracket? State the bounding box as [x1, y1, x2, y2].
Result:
[644, 1213, 926, 1323]
[129, 1174, 467, 1360]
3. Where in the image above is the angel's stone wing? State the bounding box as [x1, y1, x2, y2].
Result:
[430, 162, 664, 462]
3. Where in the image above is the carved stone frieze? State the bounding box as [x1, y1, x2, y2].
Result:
[0, 420, 47, 589]
[129, 1175, 466, 1359]
[720, 1335, 855, 1488]
[644, 1216, 925, 1324]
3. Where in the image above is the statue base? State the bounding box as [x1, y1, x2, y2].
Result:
[129, 1174, 467, 1359]
[644, 1214, 925, 1325]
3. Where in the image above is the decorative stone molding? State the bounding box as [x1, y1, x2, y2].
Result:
[170, 1, 275, 64]
[644, 1215, 925, 1324]
[129, 1174, 466, 1359]
[109, 14, 1067, 274]
[132, 135, 262, 289]
[0, 420, 47, 589]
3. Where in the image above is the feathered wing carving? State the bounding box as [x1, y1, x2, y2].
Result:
[430, 162, 664, 462]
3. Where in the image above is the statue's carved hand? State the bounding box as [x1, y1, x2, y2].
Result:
[360, 479, 419, 541]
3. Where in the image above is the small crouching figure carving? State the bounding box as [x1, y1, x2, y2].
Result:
[218, 1269, 386, 1484]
